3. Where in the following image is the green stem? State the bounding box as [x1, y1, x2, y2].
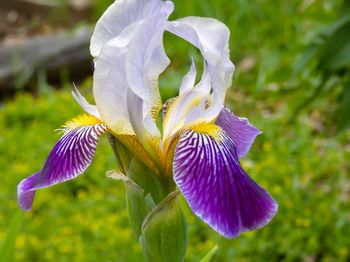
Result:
[107, 133, 128, 175]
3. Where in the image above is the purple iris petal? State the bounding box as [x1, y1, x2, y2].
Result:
[17, 124, 107, 211]
[216, 107, 262, 159]
[173, 128, 277, 238]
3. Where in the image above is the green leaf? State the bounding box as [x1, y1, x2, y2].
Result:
[0, 211, 22, 262]
[295, 14, 350, 75]
[200, 245, 219, 262]
[319, 21, 350, 70]
[292, 44, 319, 79]
[141, 192, 188, 262]
[319, 15, 350, 38]
[336, 81, 350, 131]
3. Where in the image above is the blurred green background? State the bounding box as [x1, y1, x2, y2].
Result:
[1, 0, 349, 261]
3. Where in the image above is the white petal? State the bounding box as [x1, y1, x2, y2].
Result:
[163, 88, 204, 139]
[179, 57, 197, 95]
[71, 84, 101, 120]
[127, 89, 160, 140]
[126, 8, 173, 118]
[91, 0, 174, 57]
[93, 5, 172, 135]
[163, 63, 213, 140]
[166, 17, 235, 121]
[194, 62, 211, 94]
[93, 23, 140, 134]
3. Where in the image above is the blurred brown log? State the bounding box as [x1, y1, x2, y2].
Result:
[0, 27, 92, 93]
[0, 0, 91, 20]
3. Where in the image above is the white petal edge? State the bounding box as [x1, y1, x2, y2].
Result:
[90, 0, 174, 57]
[72, 84, 101, 120]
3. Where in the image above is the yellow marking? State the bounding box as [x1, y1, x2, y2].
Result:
[116, 134, 160, 174]
[162, 94, 203, 140]
[190, 123, 221, 140]
[162, 130, 182, 175]
[62, 114, 103, 132]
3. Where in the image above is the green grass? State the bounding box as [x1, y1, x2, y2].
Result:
[1, 0, 349, 261]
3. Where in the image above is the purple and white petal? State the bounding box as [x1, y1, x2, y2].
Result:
[90, 0, 174, 57]
[216, 107, 262, 159]
[17, 123, 107, 211]
[173, 128, 277, 238]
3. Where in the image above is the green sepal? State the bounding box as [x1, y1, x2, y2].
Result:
[107, 134, 132, 174]
[200, 245, 219, 262]
[107, 157, 168, 237]
[127, 158, 166, 205]
[107, 169, 154, 237]
[141, 192, 188, 262]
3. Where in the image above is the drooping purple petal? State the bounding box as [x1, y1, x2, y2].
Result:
[173, 127, 277, 238]
[17, 124, 107, 211]
[216, 107, 262, 159]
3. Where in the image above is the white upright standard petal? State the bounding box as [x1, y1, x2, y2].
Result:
[163, 62, 213, 140]
[126, 7, 173, 121]
[166, 17, 235, 122]
[163, 62, 201, 139]
[91, 0, 174, 57]
[93, 21, 142, 135]
[179, 58, 197, 95]
[127, 89, 160, 140]
[93, 9, 173, 136]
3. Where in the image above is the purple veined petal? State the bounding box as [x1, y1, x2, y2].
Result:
[90, 0, 174, 57]
[173, 127, 277, 238]
[17, 123, 107, 211]
[216, 107, 262, 159]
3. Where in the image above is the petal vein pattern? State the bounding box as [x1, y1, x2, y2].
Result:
[173, 127, 277, 238]
[18, 122, 107, 211]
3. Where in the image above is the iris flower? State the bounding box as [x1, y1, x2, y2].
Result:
[17, 0, 277, 238]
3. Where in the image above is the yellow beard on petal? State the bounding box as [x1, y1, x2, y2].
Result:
[190, 123, 221, 140]
[61, 114, 104, 133]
